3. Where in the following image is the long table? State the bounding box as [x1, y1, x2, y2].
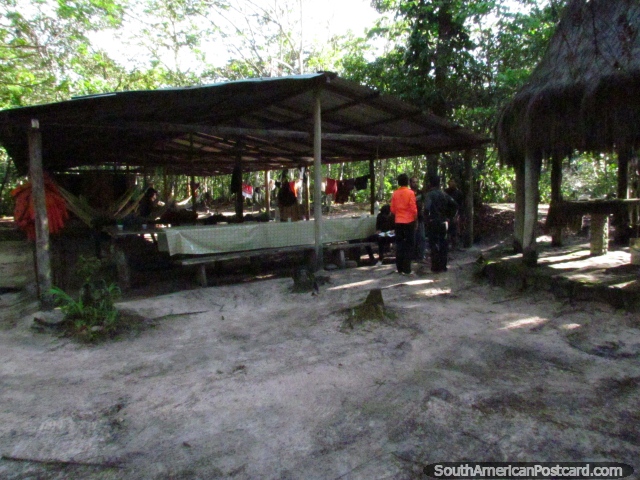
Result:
[104, 216, 377, 288]
[156, 216, 377, 256]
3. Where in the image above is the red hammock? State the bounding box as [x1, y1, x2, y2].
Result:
[11, 178, 69, 240]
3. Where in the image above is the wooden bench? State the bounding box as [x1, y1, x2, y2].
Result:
[174, 241, 377, 287]
[547, 199, 640, 253]
[324, 241, 377, 269]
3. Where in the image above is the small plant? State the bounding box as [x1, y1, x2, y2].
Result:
[51, 281, 121, 341]
[50, 255, 122, 341]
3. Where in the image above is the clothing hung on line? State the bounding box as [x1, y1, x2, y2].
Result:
[325, 178, 338, 196]
[334, 179, 356, 204]
[241, 184, 253, 199]
[354, 175, 369, 191]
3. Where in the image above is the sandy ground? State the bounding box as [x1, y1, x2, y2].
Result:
[1, 216, 640, 478]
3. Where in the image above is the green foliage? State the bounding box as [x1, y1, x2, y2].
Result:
[51, 281, 121, 341]
[0, 150, 20, 216]
[50, 255, 121, 341]
[475, 150, 515, 203]
[51, 280, 120, 341]
[537, 153, 618, 203]
[339, 0, 571, 203]
[0, 0, 127, 107]
[0, 0, 577, 206]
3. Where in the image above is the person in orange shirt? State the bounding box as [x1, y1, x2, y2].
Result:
[390, 173, 418, 275]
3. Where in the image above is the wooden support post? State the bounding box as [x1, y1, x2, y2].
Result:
[162, 167, 169, 203]
[550, 154, 563, 247]
[614, 144, 631, 243]
[197, 264, 208, 287]
[463, 150, 474, 248]
[522, 151, 541, 266]
[304, 168, 311, 220]
[265, 170, 271, 218]
[190, 175, 197, 211]
[112, 244, 131, 291]
[234, 154, 244, 222]
[369, 158, 375, 215]
[513, 160, 525, 253]
[28, 119, 53, 310]
[313, 90, 323, 271]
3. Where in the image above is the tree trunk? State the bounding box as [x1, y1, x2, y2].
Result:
[427, 154, 438, 182]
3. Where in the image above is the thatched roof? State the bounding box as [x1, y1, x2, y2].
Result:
[496, 0, 640, 165]
[0, 72, 488, 177]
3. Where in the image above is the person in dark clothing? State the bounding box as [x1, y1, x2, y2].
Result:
[138, 187, 158, 219]
[444, 179, 464, 250]
[374, 204, 395, 264]
[410, 176, 427, 261]
[425, 175, 458, 273]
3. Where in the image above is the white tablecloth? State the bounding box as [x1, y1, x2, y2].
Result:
[157, 216, 376, 256]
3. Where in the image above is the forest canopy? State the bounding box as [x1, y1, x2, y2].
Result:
[3, 0, 612, 215]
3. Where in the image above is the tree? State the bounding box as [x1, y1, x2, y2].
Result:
[212, 0, 356, 80]
[0, 0, 126, 107]
[116, 0, 229, 86]
[339, 0, 569, 201]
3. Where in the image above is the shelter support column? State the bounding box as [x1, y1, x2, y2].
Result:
[265, 170, 271, 218]
[313, 90, 323, 271]
[369, 159, 375, 215]
[234, 154, 244, 222]
[614, 144, 631, 244]
[522, 151, 541, 266]
[590, 214, 609, 256]
[304, 168, 311, 220]
[190, 175, 197, 211]
[550, 154, 563, 247]
[513, 160, 525, 253]
[463, 150, 474, 248]
[28, 119, 53, 310]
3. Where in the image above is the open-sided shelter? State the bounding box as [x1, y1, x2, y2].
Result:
[495, 0, 640, 264]
[0, 72, 486, 176]
[0, 72, 488, 305]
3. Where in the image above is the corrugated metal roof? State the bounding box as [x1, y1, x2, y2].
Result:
[0, 72, 488, 176]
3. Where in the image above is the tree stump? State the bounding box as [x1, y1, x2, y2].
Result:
[341, 288, 390, 330]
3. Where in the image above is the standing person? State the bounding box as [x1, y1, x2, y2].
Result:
[425, 175, 458, 273]
[390, 173, 418, 275]
[410, 176, 427, 262]
[445, 179, 464, 250]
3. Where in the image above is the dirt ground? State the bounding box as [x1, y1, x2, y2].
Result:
[1, 206, 640, 479]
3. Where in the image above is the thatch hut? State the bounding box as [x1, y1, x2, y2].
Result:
[496, 0, 640, 264]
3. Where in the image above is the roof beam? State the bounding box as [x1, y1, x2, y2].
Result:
[112, 121, 445, 146]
